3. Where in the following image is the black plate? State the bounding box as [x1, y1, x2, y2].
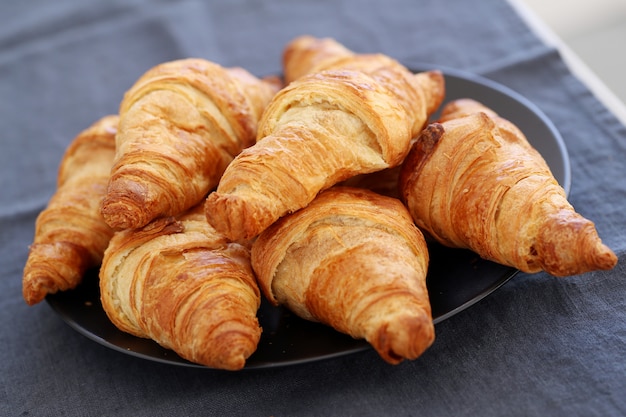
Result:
[46, 66, 571, 370]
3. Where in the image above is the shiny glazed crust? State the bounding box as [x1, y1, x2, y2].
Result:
[99, 204, 261, 370]
[399, 99, 617, 276]
[100, 58, 279, 230]
[22, 115, 118, 305]
[205, 37, 445, 241]
[251, 186, 434, 364]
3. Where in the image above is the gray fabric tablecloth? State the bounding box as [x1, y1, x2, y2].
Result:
[2, 1, 624, 416]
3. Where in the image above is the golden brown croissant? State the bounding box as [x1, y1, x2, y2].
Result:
[251, 186, 434, 364]
[205, 37, 445, 241]
[22, 115, 118, 305]
[283, 35, 445, 136]
[340, 99, 520, 199]
[399, 99, 617, 277]
[99, 204, 262, 370]
[282, 35, 354, 84]
[100, 58, 280, 230]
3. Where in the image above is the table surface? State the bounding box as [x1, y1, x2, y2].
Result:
[2, 1, 625, 416]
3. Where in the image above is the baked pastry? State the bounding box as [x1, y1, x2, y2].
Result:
[100, 58, 280, 230]
[251, 186, 434, 364]
[399, 99, 618, 276]
[283, 35, 445, 134]
[22, 115, 118, 305]
[282, 35, 354, 84]
[99, 204, 261, 370]
[205, 37, 444, 241]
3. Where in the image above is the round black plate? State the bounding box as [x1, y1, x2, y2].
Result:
[46, 66, 570, 370]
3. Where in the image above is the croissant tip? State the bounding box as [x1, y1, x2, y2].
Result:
[413, 70, 445, 115]
[22, 242, 90, 304]
[22, 269, 69, 305]
[100, 198, 146, 230]
[399, 123, 444, 199]
[191, 332, 259, 371]
[22, 284, 46, 306]
[203, 354, 247, 371]
[592, 243, 618, 271]
[371, 312, 435, 364]
[540, 235, 618, 277]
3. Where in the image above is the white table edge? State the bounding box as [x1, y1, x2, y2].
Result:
[508, 0, 626, 127]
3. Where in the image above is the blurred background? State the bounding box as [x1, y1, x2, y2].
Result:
[521, 0, 626, 104]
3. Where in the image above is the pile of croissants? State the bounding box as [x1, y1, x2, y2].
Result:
[22, 35, 617, 370]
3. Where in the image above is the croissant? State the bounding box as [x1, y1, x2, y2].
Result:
[99, 204, 261, 370]
[100, 58, 280, 230]
[205, 37, 445, 241]
[22, 115, 118, 305]
[283, 35, 445, 129]
[251, 186, 434, 364]
[399, 99, 617, 277]
[282, 35, 354, 84]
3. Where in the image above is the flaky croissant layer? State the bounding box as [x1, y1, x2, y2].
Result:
[252, 186, 434, 364]
[100, 58, 279, 230]
[99, 204, 262, 370]
[399, 99, 617, 277]
[205, 36, 444, 241]
[22, 115, 118, 305]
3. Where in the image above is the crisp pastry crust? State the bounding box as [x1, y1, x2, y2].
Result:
[22, 115, 118, 305]
[99, 204, 261, 370]
[399, 98, 617, 276]
[282, 35, 354, 84]
[205, 36, 445, 241]
[100, 58, 279, 230]
[251, 186, 434, 364]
